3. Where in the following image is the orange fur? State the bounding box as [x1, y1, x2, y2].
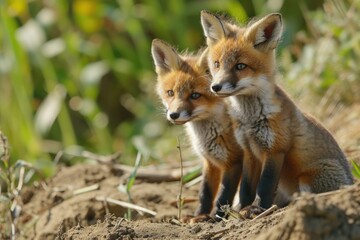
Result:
[151, 39, 243, 220]
[201, 11, 353, 209]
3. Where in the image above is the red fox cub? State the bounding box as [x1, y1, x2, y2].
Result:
[151, 39, 243, 221]
[200, 11, 353, 209]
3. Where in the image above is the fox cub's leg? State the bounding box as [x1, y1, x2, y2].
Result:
[256, 153, 285, 209]
[240, 150, 261, 208]
[215, 161, 242, 218]
[196, 160, 221, 216]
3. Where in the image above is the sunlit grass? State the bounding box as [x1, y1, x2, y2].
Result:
[0, 0, 253, 173]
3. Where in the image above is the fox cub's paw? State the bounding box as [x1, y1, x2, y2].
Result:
[181, 214, 215, 223]
[240, 205, 265, 219]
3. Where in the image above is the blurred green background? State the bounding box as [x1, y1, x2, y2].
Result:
[1, 0, 359, 177]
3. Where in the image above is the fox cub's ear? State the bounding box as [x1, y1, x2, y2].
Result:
[200, 10, 227, 46]
[245, 13, 282, 52]
[197, 48, 209, 69]
[151, 39, 181, 74]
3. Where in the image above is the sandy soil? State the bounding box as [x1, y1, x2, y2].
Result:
[16, 163, 360, 240]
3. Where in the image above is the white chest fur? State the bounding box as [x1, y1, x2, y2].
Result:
[186, 117, 231, 167]
[229, 92, 279, 160]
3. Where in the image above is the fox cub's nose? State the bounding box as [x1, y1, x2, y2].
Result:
[211, 84, 222, 92]
[169, 112, 180, 120]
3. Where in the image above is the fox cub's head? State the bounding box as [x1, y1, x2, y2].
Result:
[151, 39, 221, 125]
[200, 11, 283, 97]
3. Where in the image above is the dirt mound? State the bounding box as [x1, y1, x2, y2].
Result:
[258, 183, 360, 240]
[17, 163, 360, 239]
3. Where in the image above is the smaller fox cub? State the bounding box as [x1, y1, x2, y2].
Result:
[201, 11, 353, 209]
[151, 39, 243, 221]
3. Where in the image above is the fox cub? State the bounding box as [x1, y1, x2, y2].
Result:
[200, 11, 353, 209]
[151, 39, 243, 220]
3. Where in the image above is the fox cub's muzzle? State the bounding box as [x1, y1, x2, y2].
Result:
[211, 84, 222, 93]
[169, 112, 180, 120]
[167, 110, 191, 125]
[210, 81, 237, 96]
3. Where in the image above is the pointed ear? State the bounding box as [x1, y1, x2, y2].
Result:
[196, 48, 209, 69]
[201, 10, 227, 46]
[245, 13, 282, 52]
[151, 39, 181, 74]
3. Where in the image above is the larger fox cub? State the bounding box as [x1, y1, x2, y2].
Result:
[200, 11, 353, 209]
[151, 39, 243, 221]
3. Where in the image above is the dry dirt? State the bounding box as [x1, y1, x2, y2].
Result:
[16, 162, 360, 240]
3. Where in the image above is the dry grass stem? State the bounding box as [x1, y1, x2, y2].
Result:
[54, 150, 121, 165]
[176, 137, 185, 220]
[95, 196, 157, 216]
[72, 184, 100, 196]
[184, 175, 202, 188]
[251, 205, 278, 221]
[16, 166, 25, 193]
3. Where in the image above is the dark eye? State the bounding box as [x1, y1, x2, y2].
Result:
[214, 61, 220, 68]
[190, 92, 201, 100]
[205, 69, 210, 74]
[235, 63, 247, 70]
[167, 90, 174, 97]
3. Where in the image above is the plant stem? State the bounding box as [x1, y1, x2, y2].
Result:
[176, 137, 184, 220]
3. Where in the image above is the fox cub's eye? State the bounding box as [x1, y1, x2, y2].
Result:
[190, 92, 201, 100]
[235, 63, 247, 70]
[214, 61, 220, 68]
[167, 90, 174, 97]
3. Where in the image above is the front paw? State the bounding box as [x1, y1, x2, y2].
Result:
[240, 205, 265, 219]
[181, 214, 215, 223]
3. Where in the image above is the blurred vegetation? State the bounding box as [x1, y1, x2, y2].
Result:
[282, 0, 360, 103]
[1, 0, 359, 179]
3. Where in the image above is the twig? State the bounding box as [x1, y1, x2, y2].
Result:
[83, 151, 122, 164]
[53, 150, 64, 165]
[54, 149, 121, 165]
[72, 184, 100, 196]
[114, 218, 125, 228]
[214, 228, 231, 236]
[95, 196, 157, 216]
[251, 205, 278, 221]
[176, 137, 184, 220]
[170, 218, 182, 226]
[212, 228, 231, 238]
[221, 205, 246, 221]
[11, 223, 15, 240]
[215, 214, 229, 222]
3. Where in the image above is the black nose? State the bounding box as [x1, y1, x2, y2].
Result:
[212, 84, 222, 92]
[169, 112, 180, 120]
